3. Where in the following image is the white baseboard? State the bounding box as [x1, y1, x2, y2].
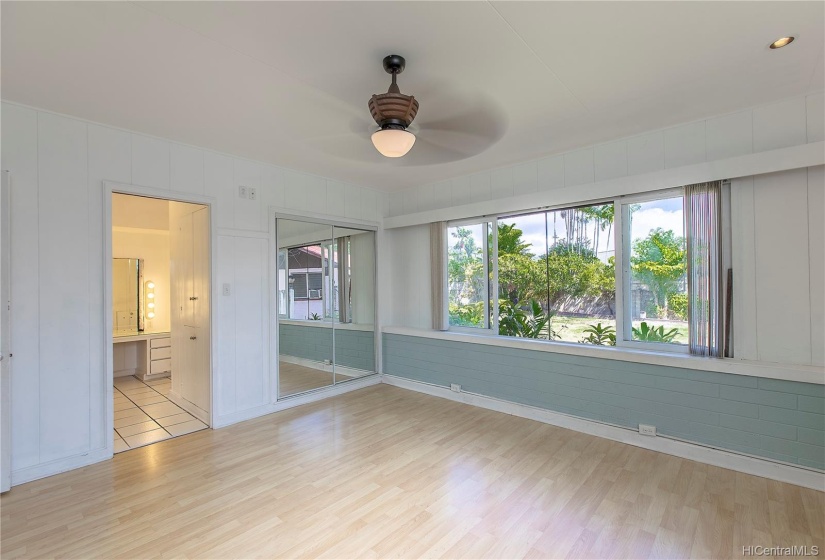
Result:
[279, 354, 367, 378]
[11, 447, 112, 487]
[381, 374, 825, 491]
[213, 374, 381, 429]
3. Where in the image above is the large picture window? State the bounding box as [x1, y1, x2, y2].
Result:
[446, 185, 727, 355]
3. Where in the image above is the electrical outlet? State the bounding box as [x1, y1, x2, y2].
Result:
[450, 383, 461, 393]
[248, 187, 257, 200]
[238, 186, 248, 199]
[222, 283, 231, 296]
[639, 424, 657, 436]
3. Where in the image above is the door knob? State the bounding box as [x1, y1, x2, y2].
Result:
[190, 336, 197, 340]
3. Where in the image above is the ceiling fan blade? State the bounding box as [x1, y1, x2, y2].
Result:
[396, 136, 477, 166]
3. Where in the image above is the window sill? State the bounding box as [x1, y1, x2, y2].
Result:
[381, 326, 825, 385]
[280, 319, 374, 331]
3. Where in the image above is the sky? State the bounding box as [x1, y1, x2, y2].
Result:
[455, 196, 685, 262]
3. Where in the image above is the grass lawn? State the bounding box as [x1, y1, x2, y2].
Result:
[547, 315, 689, 345]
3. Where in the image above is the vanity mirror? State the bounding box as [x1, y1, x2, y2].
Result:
[112, 257, 144, 335]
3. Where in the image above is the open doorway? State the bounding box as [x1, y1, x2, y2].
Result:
[110, 193, 211, 453]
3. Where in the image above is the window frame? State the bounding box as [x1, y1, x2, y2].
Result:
[615, 188, 689, 354]
[446, 217, 496, 332]
[445, 187, 699, 355]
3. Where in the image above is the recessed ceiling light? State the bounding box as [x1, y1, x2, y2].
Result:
[769, 36, 795, 49]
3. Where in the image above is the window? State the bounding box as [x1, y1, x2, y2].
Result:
[623, 196, 687, 346]
[496, 204, 615, 343]
[445, 185, 727, 355]
[447, 223, 490, 328]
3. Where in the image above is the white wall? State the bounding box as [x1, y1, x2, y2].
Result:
[382, 93, 825, 370]
[385, 93, 824, 224]
[1, 100, 386, 484]
[732, 166, 825, 367]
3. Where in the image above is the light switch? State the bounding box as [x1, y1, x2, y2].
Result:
[222, 283, 231, 296]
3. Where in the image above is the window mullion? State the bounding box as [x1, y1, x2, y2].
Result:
[482, 224, 490, 329]
[492, 221, 499, 334]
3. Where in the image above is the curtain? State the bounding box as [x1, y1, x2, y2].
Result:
[685, 181, 723, 356]
[336, 237, 350, 323]
[430, 221, 449, 331]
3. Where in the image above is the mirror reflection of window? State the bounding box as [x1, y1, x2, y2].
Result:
[276, 219, 376, 400]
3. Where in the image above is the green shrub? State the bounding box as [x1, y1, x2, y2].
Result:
[632, 321, 680, 343]
[499, 299, 559, 339]
[581, 323, 616, 346]
[667, 293, 688, 320]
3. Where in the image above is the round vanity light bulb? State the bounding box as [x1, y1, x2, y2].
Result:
[148, 302, 155, 309]
[147, 312, 155, 319]
[146, 281, 155, 289]
[371, 128, 416, 158]
[147, 293, 154, 299]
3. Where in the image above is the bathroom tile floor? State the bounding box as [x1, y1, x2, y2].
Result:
[113, 376, 207, 453]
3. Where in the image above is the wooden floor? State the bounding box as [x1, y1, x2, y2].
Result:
[278, 361, 334, 396]
[2, 385, 823, 559]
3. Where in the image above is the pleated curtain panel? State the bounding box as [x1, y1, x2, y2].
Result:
[685, 181, 724, 356]
[430, 221, 450, 331]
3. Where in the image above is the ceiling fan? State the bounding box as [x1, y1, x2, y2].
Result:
[305, 54, 507, 165]
[369, 55, 419, 158]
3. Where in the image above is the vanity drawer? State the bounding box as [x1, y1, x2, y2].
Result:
[150, 346, 171, 361]
[150, 358, 171, 374]
[150, 337, 171, 349]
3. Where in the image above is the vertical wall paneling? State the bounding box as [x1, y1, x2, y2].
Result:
[131, 134, 170, 190]
[753, 168, 812, 364]
[705, 110, 753, 161]
[203, 151, 235, 230]
[753, 97, 808, 153]
[171, 143, 205, 195]
[512, 161, 538, 196]
[490, 166, 514, 199]
[537, 155, 565, 191]
[594, 140, 628, 182]
[1, 104, 40, 470]
[88, 124, 131, 450]
[326, 180, 346, 217]
[730, 177, 758, 361]
[464, 172, 493, 202]
[401, 188, 418, 217]
[232, 159, 262, 231]
[37, 113, 91, 462]
[626, 131, 665, 176]
[283, 170, 309, 213]
[233, 237, 268, 410]
[807, 166, 825, 366]
[664, 121, 706, 168]
[216, 236, 237, 416]
[807, 93, 825, 143]
[345, 183, 363, 220]
[563, 148, 595, 187]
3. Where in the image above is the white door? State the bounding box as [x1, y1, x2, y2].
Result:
[1, 171, 11, 492]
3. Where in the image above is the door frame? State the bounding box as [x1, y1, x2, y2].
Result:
[1, 171, 11, 492]
[103, 182, 217, 455]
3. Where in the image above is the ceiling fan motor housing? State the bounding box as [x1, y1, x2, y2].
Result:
[369, 54, 419, 130]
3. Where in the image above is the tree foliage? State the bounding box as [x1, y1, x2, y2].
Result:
[630, 228, 686, 316]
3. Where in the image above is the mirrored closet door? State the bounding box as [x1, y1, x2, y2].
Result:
[276, 217, 376, 399]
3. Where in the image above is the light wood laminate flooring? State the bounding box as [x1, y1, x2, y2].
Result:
[2, 385, 823, 559]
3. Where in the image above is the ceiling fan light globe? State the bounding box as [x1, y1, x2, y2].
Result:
[371, 128, 416, 158]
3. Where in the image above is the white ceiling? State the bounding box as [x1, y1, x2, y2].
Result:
[2, 2, 823, 192]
